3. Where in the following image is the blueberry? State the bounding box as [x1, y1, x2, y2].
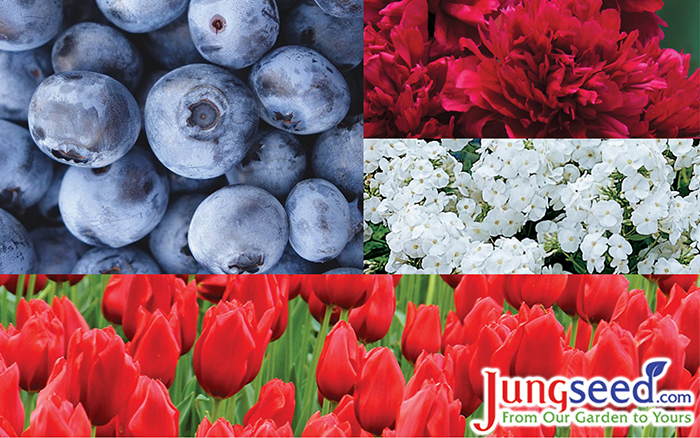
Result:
[59, 148, 170, 248]
[335, 231, 362, 268]
[311, 116, 362, 200]
[323, 267, 362, 274]
[149, 194, 206, 273]
[29, 226, 90, 274]
[188, 0, 279, 69]
[281, 0, 362, 71]
[0, 208, 36, 273]
[0, 120, 53, 213]
[28, 71, 141, 168]
[285, 178, 362, 262]
[145, 64, 258, 179]
[142, 12, 205, 71]
[0, 46, 52, 122]
[266, 244, 323, 274]
[225, 129, 306, 200]
[51, 22, 143, 90]
[188, 185, 288, 274]
[95, 0, 188, 33]
[313, 0, 361, 18]
[37, 165, 67, 223]
[0, 0, 63, 52]
[72, 246, 161, 274]
[249, 46, 350, 135]
[169, 172, 226, 195]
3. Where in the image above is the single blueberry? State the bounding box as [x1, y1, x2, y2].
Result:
[225, 129, 306, 200]
[311, 115, 362, 200]
[149, 194, 206, 274]
[266, 244, 324, 274]
[142, 12, 205, 71]
[0, 120, 54, 213]
[51, 22, 143, 90]
[335, 231, 362, 269]
[37, 164, 67, 223]
[0, 0, 63, 52]
[281, 0, 362, 71]
[188, 0, 279, 69]
[0, 208, 36, 273]
[145, 64, 259, 179]
[30, 226, 90, 274]
[0, 46, 52, 122]
[28, 71, 141, 168]
[188, 185, 289, 274]
[95, 0, 188, 33]
[249, 46, 350, 135]
[72, 246, 161, 274]
[313, 0, 361, 18]
[285, 178, 362, 263]
[59, 148, 170, 248]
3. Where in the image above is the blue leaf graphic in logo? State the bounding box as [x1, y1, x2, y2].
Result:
[645, 360, 667, 378]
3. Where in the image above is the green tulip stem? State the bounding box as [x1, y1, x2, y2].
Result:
[226, 393, 236, 424]
[26, 275, 36, 301]
[300, 305, 333, 432]
[211, 397, 224, 422]
[604, 426, 612, 437]
[425, 275, 438, 305]
[568, 317, 579, 349]
[340, 308, 349, 322]
[15, 275, 25, 300]
[588, 322, 597, 351]
[1, 285, 7, 327]
[24, 391, 36, 429]
[91, 426, 96, 437]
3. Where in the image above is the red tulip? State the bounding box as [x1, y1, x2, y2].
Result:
[394, 382, 465, 437]
[237, 419, 293, 437]
[244, 379, 295, 428]
[611, 289, 652, 335]
[577, 275, 630, 323]
[101, 277, 127, 325]
[402, 303, 441, 363]
[468, 313, 518, 398]
[556, 276, 585, 315]
[354, 347, 404, 435]
[442, 297, 502, 349]
[307, 289, 340, 325]
[45, 276, 84, 285]
[565, 319, 593, 352]
[126, 309, 181, 388]
[333, 395, 369, 437]
[223, 275, 289, 341]
[23, 395, 91, 437]
[311, 275, 375, 310]
[195, 275, 229, 302]
[484, 276, 506, 307]
[453, 275, 488, 319]
[636, 315, 689, 391]
[194, 300, 274, 399]
[0, 275, 47, 295]
[51, 297, 89, 354]
[348, 276, 396, 343]
[0, 356, 23, 437]
[503, 275, 567, 309]
[196, 417, 236, 437]
[650, 275, 698, 295]
[440, 275, 463, 288]
[60, 327, 141, 426]
[1, 311, 64, 392]
[658, 282, 697, 316]
[116, 376, 179, 437]
[445, 345, 482, 417]
[317, 321, 363, 402]
[302, 412, 352, 437]
[677, 370, 699, 438]
[586, 322, 639, 382]
[0, 418, 15, 438]
[671, 289, 699, 372]
[391, 275, 402, 287]
[491, 305, 564, 379]
[405, 352, 454, 400]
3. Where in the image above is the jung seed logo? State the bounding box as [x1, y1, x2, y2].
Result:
[472, 358, 695, 434]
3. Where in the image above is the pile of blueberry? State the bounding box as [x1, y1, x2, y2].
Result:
[0, 0, 363, 274]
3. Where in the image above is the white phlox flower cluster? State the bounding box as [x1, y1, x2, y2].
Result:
[364, 138, 700, 274]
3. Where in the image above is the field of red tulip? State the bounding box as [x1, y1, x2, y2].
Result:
[0, 274, 697, 437]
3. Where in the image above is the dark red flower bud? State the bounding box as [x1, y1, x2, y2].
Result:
[312, 275, 375, 310]
[317, 321, 363, 402]
[349, 276, 396, 343]
[354, 347, 404, 435]
[195, 275, 229, 302]
[504, 275, 567, 309]
[577, 275, 630, 324]
[402, 302, 441, 363]
[440, 275, 463, 288]
[45, 275, 84, 285]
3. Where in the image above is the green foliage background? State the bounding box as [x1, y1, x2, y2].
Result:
[659, 0, 700, 72]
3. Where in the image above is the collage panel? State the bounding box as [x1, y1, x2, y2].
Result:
[364, 138, 700, 275]
[0, 274, 698, 437]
